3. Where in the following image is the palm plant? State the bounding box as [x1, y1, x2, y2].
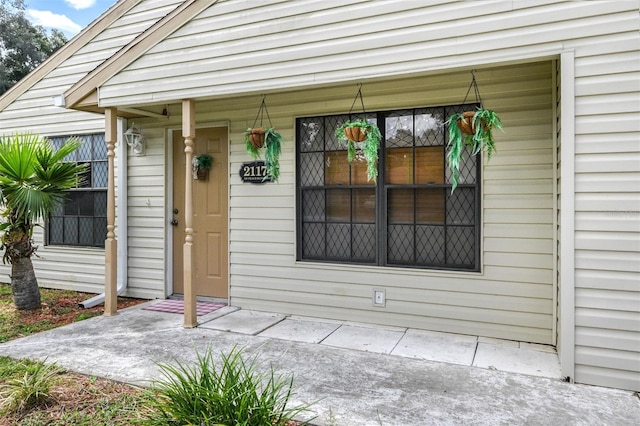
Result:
[0, 133, 85, 310]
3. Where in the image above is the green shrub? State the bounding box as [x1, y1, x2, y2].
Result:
[141, 346, 312, 426]
[0, 358, 63, 414]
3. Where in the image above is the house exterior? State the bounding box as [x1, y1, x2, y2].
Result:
[0, 0, 638, 392]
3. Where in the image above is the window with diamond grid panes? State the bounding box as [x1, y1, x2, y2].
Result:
[47, 134, 107, 248]
[296, 104, 480, 271]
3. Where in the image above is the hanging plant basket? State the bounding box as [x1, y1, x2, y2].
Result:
[243, 97, 283, 182]
[334, 85, 381, 182]
[445, 71, 503, 193]
[335, 119, 381, 182]
[456, 111, 476, 135]
[247, 127, 266, 148]
[343, 125, 367, 142]
[455, 110, 491, 135]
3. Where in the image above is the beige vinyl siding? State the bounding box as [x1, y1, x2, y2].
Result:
[0, 0, 183, 295]
[124, 125, 168, 299]
[98, 0, 637, 106]
[567, 5, 640, 391]
[93, 0, 640, 391]
[129, 62, 555, 342]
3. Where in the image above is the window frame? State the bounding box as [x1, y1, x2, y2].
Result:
[45, 133, 108, 249]
[296, 104, 482, 272]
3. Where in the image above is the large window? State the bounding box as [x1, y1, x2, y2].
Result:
[47, 133, 107, 248]
[296, 105, 480, 271]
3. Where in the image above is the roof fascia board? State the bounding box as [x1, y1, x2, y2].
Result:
[65, 0, 219, 110]
[0, 0, 143, 112]
[75, 90, 99, 108]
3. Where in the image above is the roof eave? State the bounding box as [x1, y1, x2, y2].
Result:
[65, 0, 219, 111]
[0, 0, 144, 112]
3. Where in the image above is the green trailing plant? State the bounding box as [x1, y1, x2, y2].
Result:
[195, 153, 213, 170]
[446, 108, 503, 193]
[0, 358, 63, 414]
[140, 345, 313, 426]
[244, 127, 283, 182]
[335, 119, 382, 182]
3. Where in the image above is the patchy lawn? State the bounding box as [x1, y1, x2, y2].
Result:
[0, 284, 307, 425]
[0, 283, 144, 343]
[0, 283, 148, 425]
[0, 356, 148, 425]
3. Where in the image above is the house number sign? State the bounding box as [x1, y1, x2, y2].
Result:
[239, 161, 272, 183]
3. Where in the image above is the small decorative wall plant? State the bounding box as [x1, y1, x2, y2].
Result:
[192, 153, 213, 180]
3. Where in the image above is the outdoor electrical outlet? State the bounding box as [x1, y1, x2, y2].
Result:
[373, 289, 386, 307]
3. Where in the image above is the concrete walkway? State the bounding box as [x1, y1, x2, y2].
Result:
[1, 300, 639, 425]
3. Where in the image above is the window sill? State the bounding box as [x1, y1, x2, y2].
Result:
[42, 245, 105, 253]
[293, 259, 484, 278]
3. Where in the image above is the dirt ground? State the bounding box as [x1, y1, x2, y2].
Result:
[0, 285, 149, 425]
[0, 287, 305, 425]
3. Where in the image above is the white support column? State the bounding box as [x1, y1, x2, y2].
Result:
[182, 99, 197, 328]
[104, 107, 118, 316]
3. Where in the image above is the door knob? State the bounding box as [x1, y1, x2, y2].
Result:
[170, 219, 178, 226]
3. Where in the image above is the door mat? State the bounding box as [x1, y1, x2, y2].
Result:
[142, 299, 226, 316]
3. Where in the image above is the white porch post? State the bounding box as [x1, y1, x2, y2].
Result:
[104, 107, 118, 316]
[182, 99, 197, 328]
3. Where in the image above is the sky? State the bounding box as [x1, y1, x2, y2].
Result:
[25, 0, 116, 39]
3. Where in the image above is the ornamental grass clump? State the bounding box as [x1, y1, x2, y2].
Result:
[0, 358, 63, 414]
[141, 345, 313, 426]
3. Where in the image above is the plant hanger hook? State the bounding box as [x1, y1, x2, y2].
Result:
[251, 95, 274, 129]
[462, 69, 483, 107]
[348, 84, 367, 115]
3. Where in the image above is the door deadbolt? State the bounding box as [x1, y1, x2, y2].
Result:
[173, 208, 179, 214]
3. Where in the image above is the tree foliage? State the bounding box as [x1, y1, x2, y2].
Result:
[0, 0, 67, 96]
[0, 133, 85, 310]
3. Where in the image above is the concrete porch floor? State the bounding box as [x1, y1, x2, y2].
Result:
[200, 307, 562, 380]
[1, 300, 638, 425]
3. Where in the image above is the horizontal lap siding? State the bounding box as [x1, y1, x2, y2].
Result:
[573, 17, 640, 390]
[99, 0, 636, 105]
[102, 0, 638, 391]
[124, 124, 168, 299]
[77, 0, 639, 390]
[261, 63, 553, 343]
[0, 0, 182, 296]
[126, 61, 554, 343]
